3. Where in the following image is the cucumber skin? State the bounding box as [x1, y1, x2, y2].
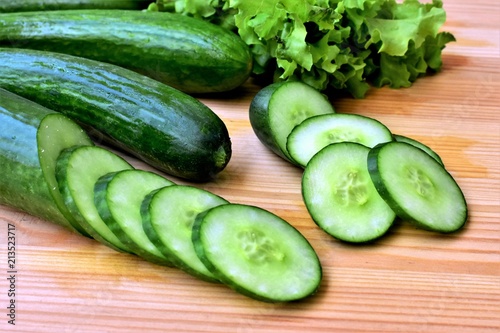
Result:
[0, 88, 77, 232]
[0, 0, 150, 12]
[249, 81, 295, 163]
[0, 9, 253, 94]
[0, 48, 232, 182]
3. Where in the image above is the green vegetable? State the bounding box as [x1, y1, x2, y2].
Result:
[287, 113, 393, 168]
[141, 185, 229, 282]
[56, 146, 136, 253]
[192, 203, 322, 302]
[94, 169, 176, 265]
[0, 88, 91, 233]
[249, 81, 335, 164]
[368, 141, 467, 232]
[152, 0, 455, 98]
[0, 0, 150, 12]
[302, 142, 396, 243]
[0, 9, 252, 94]
[0, 48, 232, 181]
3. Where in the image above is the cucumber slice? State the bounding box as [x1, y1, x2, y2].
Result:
[302, 142, 396, 243]
[55, 145, 134, 252]
[249, 81, 335, 164]
[368, 141, 467, 233]
[192, 203, 322, 302]
[287, 113, 393, 167]
[141, 185, 229, 281]
[94, 169, 175, 265]
[37, 113, 94, 237]
[393, 134, 444, 165]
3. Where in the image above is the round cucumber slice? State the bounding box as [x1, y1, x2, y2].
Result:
[192, 203, 322, 302]
[287, 113, 393, 167]
[368, 141, 467, 233]
[141, 185, 229, 282]
[302, 142, 396, 243]
[249, 81, 335, 164]
[94, 169, 175, 266]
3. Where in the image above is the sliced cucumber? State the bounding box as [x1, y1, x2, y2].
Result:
[287, 113, 393, 167]
[55, 145, 134, 253]
[94, 169, 175, 265]
[37, 113, 94, 237]
[302, 142, 396, 243]
[393, 134, 444, 165]
[249, 81, 335, 164]
[192, 203, 322, 302]
[368, 141, 467, 233]
[141, 185, 229, 281]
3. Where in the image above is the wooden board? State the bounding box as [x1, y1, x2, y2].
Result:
[1, 1, 499, 331]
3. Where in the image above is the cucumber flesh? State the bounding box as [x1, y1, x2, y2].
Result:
[141, 185, 229, 281]
[249, 81, 335, 163]
[287, 113, 393, 168]
[55, 145, 134, 253]
[393, 134, 444, 165]
[94, 169, 175, 266]
[192, 203, 322, 302]
[302, 142, 396, 243]
[37, 113, 94, 237]
[368, 141, 467, 233]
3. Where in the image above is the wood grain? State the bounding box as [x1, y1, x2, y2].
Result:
[1, 1, 499, 332]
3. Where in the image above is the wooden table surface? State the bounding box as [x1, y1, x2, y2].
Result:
[1, 1, 499, 332]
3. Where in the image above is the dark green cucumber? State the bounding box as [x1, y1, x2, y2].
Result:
[0, 48, 232, 181]
[0, 9, 252, 93]
[0, 88, 86, 233]
[0, 0, 150, 12]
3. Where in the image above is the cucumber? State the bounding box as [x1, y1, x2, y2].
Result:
[38, 113, 95, 237]
[0, 9, 252, 94]
[94, 169, 175, 265]
[249, 81, 335, 164]
[141, 185, 229, 282]
[56, 145, 135, 253]
[393, 134, 444, 165]
[0, 48, 232, 181]
[0, 88, 84, 232]
[287, 113, 393, 168]
[192, 203, 322, 302]
[367, 141, 467, 233]
[0, 0, 150, 12]
[302, 142, 396, 243]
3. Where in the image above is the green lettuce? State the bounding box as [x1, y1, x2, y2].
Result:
[149, 0, 455, 98]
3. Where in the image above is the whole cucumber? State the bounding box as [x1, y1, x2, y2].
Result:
[0, 9, 252, 93]
[0, 0, 150, 13]
[0, 48, 232, 182]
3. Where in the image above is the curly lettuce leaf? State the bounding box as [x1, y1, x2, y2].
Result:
[149, 0, 455, 98]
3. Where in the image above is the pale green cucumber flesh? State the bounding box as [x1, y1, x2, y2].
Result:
[94, 169, 175, 266]
[37, 113, 94, 237]
[302, 142, 396, 243]
[249, 81, 335, 163]
[393, 134, 444, 165]
[287, 113, 393, 167]
[142, 185, 228, 282]
[192, 204, 322, 302]
[367, 141, 467, 232]
[55, 145, 134, 252]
